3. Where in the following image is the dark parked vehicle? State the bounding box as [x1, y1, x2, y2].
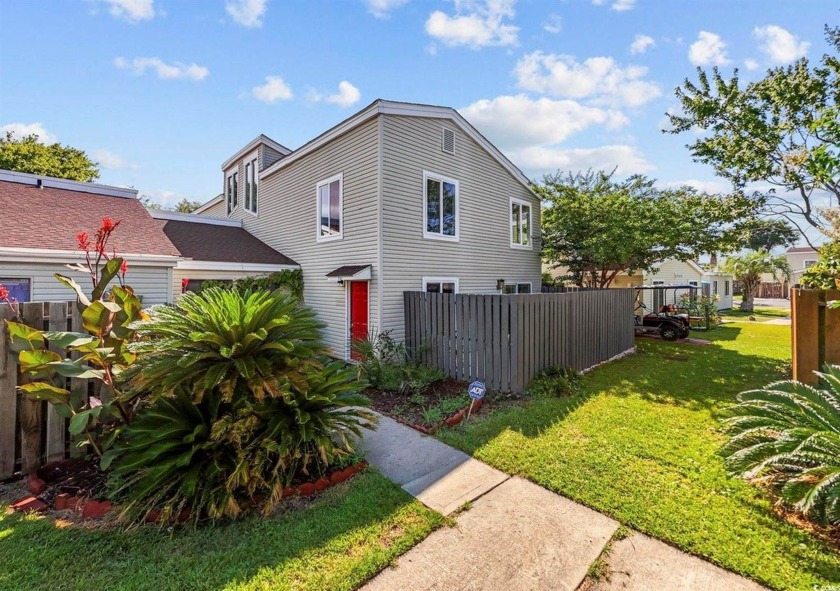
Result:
[633, 284, 697, 341]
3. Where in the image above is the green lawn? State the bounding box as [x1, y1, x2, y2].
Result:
[722, 306, 791, 322]
[0, 471, 444, 591]
[438, 323, 839, 591]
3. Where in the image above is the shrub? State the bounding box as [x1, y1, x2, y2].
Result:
[199, 269, 304, 299]
[528, 366, 581, 398]
[4, 218, 144, 458]
[108, 288, 375, 525]
[353, 331, 444, 394]
[720, 365, 840, 526]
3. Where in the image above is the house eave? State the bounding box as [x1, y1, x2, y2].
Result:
[221, 134, 292, 171]
[0, 247, 181, 267]
[175, 260, 299, 272]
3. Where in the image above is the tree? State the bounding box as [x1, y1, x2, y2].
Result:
[538, 170, 757, 288]
[722, 251, 791, 312]
[741, 218, 798, 252]
[174, 198, 202, 213]
[666, 25, 840, 246]
[0, 132, 99, 181]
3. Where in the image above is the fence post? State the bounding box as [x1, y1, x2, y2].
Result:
[19, 303, 45, 474]
[791, 288, 820, 385]
[825, 289, 840, 366]
[0, 305, 18, 479]
[45, 302, 69, 463]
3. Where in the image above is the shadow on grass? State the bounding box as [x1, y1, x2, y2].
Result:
[0, 471, 439, 591]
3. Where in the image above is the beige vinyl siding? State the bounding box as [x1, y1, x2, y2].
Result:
[262, 145, 285, 170]
[199, 199, 226, 217]
[0, 262, 172, 305]
[235, 117, 381, 358]
[171, 268, 270, 302]
[380, 115, 541, 340]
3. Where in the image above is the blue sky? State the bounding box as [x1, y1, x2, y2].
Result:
[1, 0, 836, 211]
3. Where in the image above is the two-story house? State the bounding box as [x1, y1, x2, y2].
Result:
[195, 100, 542, 359]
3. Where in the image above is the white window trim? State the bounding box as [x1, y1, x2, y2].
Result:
[421, 276, 459, 293]
[504, 281, 533, 294]
[244, 151, 259, 216]
[316, 173, 344, 243]
[422, 170, 459, 242]
[225, 171, 235, 216]
[510, 197, 533, 250]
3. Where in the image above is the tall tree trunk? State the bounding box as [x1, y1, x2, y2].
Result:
[740, 283, 756, 312]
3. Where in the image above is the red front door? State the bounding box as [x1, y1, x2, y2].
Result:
[349, 281, 369, 360]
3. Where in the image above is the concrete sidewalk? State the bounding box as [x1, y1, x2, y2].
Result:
[359, 413, 767, 591]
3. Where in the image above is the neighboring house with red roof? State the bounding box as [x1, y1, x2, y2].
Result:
[0, 170, 181, 304]
[0, 170, 297, 305]
[195, 99, 542, 359]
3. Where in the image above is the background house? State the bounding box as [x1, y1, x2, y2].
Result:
[198, 99, 542, 359]
[546, 258, 734, 311]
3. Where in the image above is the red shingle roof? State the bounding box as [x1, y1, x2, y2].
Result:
[0, 181, 180, 257]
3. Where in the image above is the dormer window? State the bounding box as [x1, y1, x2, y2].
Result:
[245, 158, 258, 214]
[226, 171, 238, 215]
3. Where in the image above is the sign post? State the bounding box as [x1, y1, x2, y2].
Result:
[466, 381, 486, 420]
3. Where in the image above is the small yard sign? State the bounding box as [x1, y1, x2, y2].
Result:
[468, 381, 486, 400]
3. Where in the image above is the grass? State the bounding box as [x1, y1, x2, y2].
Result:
[0, 471, 444, 591]
[722, 306, 790, 322]
[438, 323, 840, 591]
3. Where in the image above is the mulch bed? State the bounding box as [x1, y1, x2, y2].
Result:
[366, 377, 487, 432]
[4, 457, 368, 525]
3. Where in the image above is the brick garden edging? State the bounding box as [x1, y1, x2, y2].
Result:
[10, 459, 369, 522]
[393, 399, 487, 435]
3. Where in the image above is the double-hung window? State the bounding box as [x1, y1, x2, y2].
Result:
[423, 171, 458, 240]
[316, 173, 343, 241]
[226, 172, 238, 215]
[510, 198, 531, 248]
[245, 158, 258, 214]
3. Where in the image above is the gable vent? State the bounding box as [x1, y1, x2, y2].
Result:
[442, 127, 455, 154]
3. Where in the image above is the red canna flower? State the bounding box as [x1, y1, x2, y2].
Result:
[76, 231, 91, 251]
[100, 218, 117, 233]
[120, 260, 128, 275]
[0, 284, 8, 302]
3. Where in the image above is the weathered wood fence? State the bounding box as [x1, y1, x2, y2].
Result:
[0, 302, 83, 479]
[791, 287, 840, 385]
[403, 289, 636, 392]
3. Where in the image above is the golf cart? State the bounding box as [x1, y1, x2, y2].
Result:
[634, 284, 698, 341]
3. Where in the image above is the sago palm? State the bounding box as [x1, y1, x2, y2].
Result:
[720, 365, 840, 525]
[109, 288, 376, 525]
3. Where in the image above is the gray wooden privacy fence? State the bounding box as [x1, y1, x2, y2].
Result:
[0, 302, 83, 479]
[403, 289, 636, 393]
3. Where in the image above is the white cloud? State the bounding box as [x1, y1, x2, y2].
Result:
[611, 0, 636, 11]
[226, 0, 267, 28]
[514, 51, 661, 108]
[251, 76, 293, 103]
[753, 25, 809, 64]
[425, 0, 518, 49]
[96, 0, 154, 22]
[1, 122, 58, 144]
[510, 145, 653, 176]
[140, 189, 190, 209]
[460, 95, 628, 149]
[326, 81, 361, 107]
[114, 56, 209, 81]
[364, 0, 408, 18]
[543, 13, 562, 34]
[630, 34, 655, 55]
[688, 31, 730, 66]
[91, 149, 137, 170]
[744, 58, 760, 71]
